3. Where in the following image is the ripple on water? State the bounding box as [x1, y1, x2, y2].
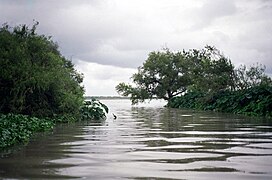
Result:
[214, 146, 272, 155]
[67, 151, 223, 162]
[227, 156, 272, 175]
[166, 137, 219, 143]
[142, 144, 203, 150]
[246, 143, 272, 149]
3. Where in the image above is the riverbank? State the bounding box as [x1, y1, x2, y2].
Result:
[168, 85, 272, 118]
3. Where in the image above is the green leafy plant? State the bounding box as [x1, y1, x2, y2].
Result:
[0, 114, 54, 149]
[168, 85, 272, 118]
[80, 99, 109, 121]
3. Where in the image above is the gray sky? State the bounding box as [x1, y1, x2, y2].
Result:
[1, 0, 272, 96]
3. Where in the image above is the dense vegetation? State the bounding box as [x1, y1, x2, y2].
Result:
[0, 23, 108, 149]
[116, 46, 235, 104]
[168, 85, 272, 118]
[0, 22, 84, 118]
[116, 46, 272, 118]
[0, 114, 54, 148]
[167, 61, 272, 118]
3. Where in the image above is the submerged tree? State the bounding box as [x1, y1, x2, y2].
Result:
[116, 49, 191, 104]
[0, 22, 84, 117]
[116, 46, 235, 104]
[183, 46, 235, 92]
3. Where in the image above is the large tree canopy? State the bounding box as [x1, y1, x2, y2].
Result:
[0, 23, 84, 117]
[116, 46, 235, 104]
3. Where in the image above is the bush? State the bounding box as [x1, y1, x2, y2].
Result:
[167, 91, 205, 109]
[168, 85, 272, 118]
[81, 99, 109, 121]
[0, 23, 84, 118]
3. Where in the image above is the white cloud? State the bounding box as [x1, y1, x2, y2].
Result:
[75, 60, 136, 96]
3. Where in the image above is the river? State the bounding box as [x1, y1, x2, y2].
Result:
[1, 99, 272, 179]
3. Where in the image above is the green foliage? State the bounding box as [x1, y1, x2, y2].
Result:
[0, 22, 84, 118]
[0, 114, 54, 149]
[167, 91, 205, 109]
[234, 63, 272, 90]
[0, 23, 110, 150]
[117, 49, 190, 103]
[184, 46, 235, 92]
[168, 85, 272, 118]
[116, 44, 271, 118]
[116, 46, 235, 104]
[168, 61, 272, 118]
[116, 82, 151, 104]
[80, 99, 109, 121]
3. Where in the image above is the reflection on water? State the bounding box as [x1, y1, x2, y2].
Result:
[1, 99, 272, 179]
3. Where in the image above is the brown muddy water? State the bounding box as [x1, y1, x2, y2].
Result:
[0, 99, 272, 180]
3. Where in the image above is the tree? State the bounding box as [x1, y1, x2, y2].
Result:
[183, 46, 235, 92]
[116, 49, 192, 104]
[234, 63, 272, 90]
[116, 46, 235, 104]
[0, 22, 84, 118]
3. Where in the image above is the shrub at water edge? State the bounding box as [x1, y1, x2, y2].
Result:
[168, 85, 272, 118]
[81, 99, 109, 121]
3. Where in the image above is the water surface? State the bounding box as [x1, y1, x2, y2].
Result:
[1, 99, 272, 179]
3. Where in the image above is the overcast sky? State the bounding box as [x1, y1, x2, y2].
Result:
[1, 0, 272, 96]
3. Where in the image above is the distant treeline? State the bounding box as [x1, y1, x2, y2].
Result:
[85, 96, 130, 100]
